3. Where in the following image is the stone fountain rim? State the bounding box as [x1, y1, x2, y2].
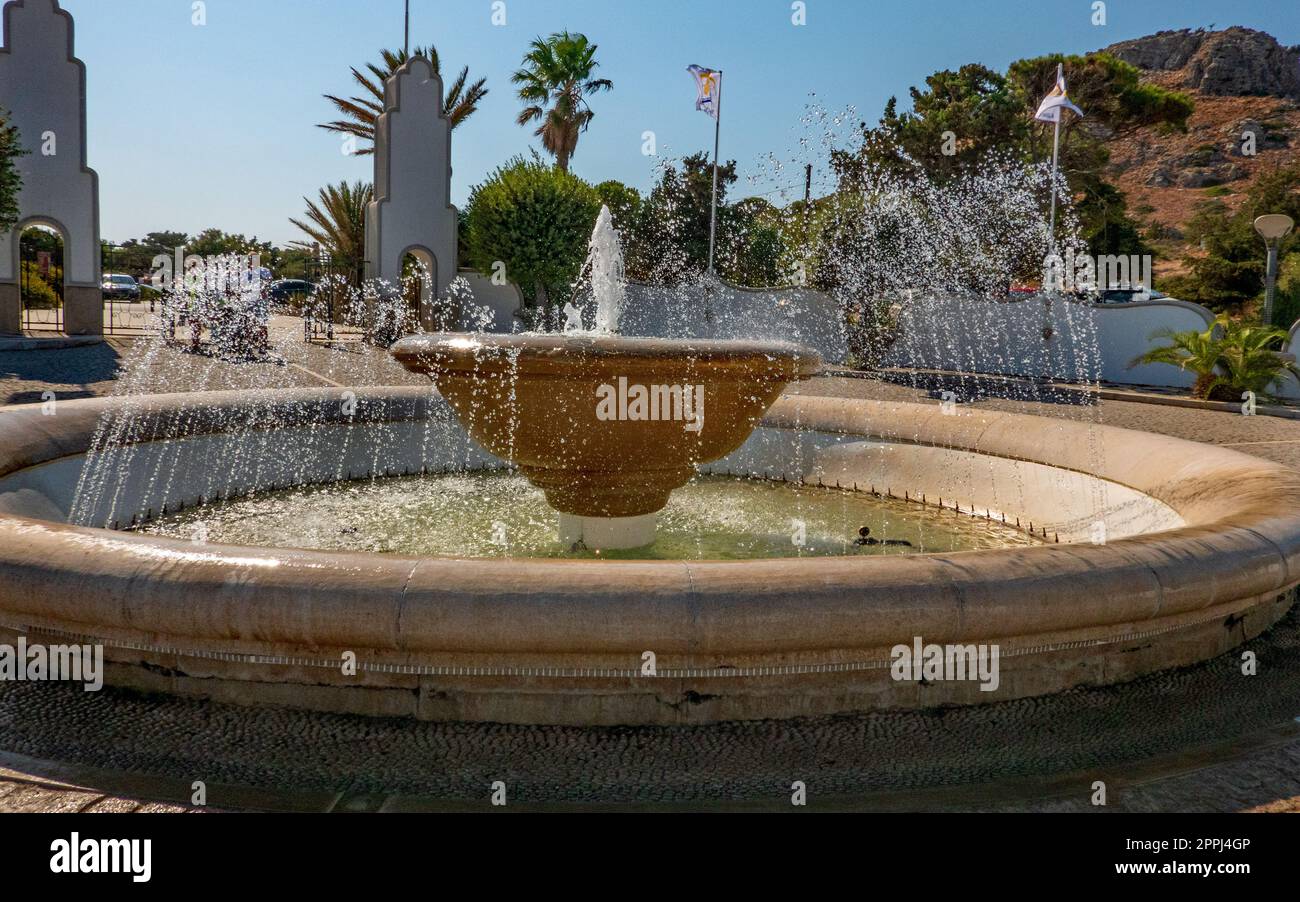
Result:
[1, 386, 1298, 657]
[389, 332, 824, 378]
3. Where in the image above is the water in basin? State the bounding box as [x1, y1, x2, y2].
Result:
[137, 472, 1038, 560]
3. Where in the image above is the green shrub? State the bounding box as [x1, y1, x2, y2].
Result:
[19, 261, 59, 309]
[465, 156, 602, 314]
[1131, 314, 1299, 401]
[0, 110, 23, 234]
[1270, 253, 1300, 330]
[593, 180, 641, 234]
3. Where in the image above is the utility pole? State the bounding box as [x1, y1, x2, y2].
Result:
[404, 0, 410, 57]
[802, 164, 814, 249]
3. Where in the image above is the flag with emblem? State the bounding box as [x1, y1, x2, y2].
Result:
[687, 64, 722, 119]
[1035, 63, 1084, 123]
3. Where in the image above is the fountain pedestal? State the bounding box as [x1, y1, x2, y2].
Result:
[558, 512, 658, 550]
[391, 332, 821, 550]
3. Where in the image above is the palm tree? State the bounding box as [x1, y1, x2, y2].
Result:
[512, 31, 613, 172]
[289, 181, 373, 284]
[318, 46, 487, 154]
[1131, 315, 1300, 401]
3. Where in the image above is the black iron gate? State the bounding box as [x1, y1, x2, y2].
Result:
[302, 260, 363, 342]
[19, 232, 63, 332]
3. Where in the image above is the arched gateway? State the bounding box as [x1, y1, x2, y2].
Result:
[0, 0, 101, 336]
[364, 56, 458, 331]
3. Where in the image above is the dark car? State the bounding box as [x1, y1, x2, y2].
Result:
[266, 279, 316, 305]
[101, 273, 141, 300]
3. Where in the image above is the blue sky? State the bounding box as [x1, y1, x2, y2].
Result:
[46, 0, 1300, 245]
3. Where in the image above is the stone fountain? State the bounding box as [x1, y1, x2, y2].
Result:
[390, 208, 822, 548]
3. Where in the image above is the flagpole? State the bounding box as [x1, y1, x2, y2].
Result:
[707, 70, 722, 276]
[1046, 62, 1063, 249]
[1047, 115, 1061, 248]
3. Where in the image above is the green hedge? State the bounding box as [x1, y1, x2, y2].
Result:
[465, 157, 602, 311]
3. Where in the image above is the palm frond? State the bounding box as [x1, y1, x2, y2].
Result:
[317, 44, 485, 146]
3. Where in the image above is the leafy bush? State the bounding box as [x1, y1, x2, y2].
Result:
[19, 261, 59, 309]
[593, 180, 641, 234]
[1270, 253, 1300, 330]
[1131, 315, 1299, 401]
[465, 156, 602, 314]
[0, 109, 23, 234]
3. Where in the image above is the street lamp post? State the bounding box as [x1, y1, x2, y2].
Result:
[1255, 214, 1295, 326]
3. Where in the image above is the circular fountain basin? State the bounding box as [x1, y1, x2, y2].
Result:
[0, 387, 1298, 726]
[389, 333, 822, 530]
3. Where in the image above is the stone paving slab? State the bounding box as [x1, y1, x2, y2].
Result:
[0, 775, 192, 813]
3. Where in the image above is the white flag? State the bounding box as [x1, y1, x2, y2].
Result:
[1034, 64, 1084, 123]
[687, 64, 721, 119]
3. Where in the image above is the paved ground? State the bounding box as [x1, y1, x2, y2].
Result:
[3, 326, 1300, 811]
[1, 604, 1298, 812]
[0, 320, 428, 407]
[0, 773, 194, 814]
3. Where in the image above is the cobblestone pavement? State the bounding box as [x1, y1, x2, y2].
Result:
[0, 604, 1297, 812]
[3, 333, 1300, 811]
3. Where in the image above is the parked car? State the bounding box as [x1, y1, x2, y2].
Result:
[266, 279, 316, 305]
[1093, 287, 1168, 304]
[101, 273, 141, 301]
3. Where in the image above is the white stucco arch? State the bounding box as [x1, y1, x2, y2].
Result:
[0, 0, 101, 335]
[364, 56, 458, 332]
[9, 214, 68, 268]
[398, 243, 437, 327]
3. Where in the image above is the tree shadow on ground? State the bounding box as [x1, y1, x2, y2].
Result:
[0, 343, 123, 406]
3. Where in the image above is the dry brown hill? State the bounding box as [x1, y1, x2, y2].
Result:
[1101, 27, 1299, 273]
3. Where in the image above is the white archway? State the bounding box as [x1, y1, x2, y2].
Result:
[0, 0, 101, 336]
[364, 56, 458, 332]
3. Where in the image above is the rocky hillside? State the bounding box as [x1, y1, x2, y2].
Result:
[1100, 27, 1299, 273]
[1106, 27, 1300, 98]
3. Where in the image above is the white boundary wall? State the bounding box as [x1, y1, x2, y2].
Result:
[1276, 320, 1300, 401]
[882, 293, 1217, 388]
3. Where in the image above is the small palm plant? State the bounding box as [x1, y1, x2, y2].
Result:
[1132, 315, 1300, 401]
[512, 31, 613, 172]
[289, 181, 374, 284]
[319, 46, 487, 154]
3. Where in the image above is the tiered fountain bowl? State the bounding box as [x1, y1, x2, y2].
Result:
[391, 332, 822, 547]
